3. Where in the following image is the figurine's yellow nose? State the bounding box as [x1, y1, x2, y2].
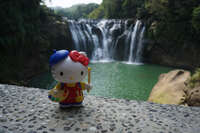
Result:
[69, 76, 74, 80]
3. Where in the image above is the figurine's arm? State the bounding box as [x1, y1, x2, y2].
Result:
[55, 82, 61, 89]
[80, 82, 92, 92]
[48, 83, 68, 102]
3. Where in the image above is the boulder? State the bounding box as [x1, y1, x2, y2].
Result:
[186, 87, 200, 106]
[184, 68, 200, 106]
[148, 70, 191, 105]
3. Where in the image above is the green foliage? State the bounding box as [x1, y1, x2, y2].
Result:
[0, 0, 40, 47]
[145, 0, 200, 48]
[0, 0, 70, 85]
[146, 0, 198, 21]
[102, 0, 123, 18]
[88, 5, 105, 19]
[122, 0, 145, 18]
[89, 0, 146, 19]
[187, 68, 200, 88]
[192, 6, 200, 32]
[54, 3, 99, 19]
[136, 7, 148, 19]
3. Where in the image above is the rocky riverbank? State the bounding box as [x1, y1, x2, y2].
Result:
[148, 69, 200, 106]
[0, 84, 200, 133]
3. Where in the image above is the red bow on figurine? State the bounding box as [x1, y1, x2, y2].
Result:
[69, 50, 89, 66]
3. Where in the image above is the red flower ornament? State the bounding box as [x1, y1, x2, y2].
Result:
[69, 50, 89, 66]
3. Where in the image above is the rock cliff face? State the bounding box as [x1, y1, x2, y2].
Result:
[143, 20, 200, 70]
[143, 41, 200, 70]
[47, 20, 73, 50]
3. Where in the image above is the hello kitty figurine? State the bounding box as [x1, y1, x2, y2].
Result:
[48, 50, 92, 108]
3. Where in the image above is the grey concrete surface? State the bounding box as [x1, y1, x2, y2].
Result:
[0, 84, 200, 133]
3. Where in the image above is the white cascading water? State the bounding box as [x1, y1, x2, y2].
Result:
[68, 19, 145, 63]
[135, 26, 145, 63]
[128, 20, 141, 63]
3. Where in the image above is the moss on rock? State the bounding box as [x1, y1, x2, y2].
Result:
[185, 68, 200, 106]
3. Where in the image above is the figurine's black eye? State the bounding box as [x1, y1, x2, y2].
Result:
[60, 72, 63, 76]
[81, 71, 84, 76]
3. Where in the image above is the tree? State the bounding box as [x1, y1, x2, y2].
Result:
[145, 0, 200, 44]
[192, 6, 200, 32]
[122, 0, 145, 18]
[88, 5, 105, 19]
[54, 3, 99, 19]
[88, 0, 146, 19]
[102, 0, 123, 18]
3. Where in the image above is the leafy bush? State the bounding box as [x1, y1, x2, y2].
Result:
[187, 68, 200, 88]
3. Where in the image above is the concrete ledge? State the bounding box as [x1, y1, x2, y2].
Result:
[0, 84, 200, 133]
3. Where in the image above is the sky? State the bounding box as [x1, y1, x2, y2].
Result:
[45, 0, 102, 8]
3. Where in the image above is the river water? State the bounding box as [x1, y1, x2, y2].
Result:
[29, 62, 173, 101]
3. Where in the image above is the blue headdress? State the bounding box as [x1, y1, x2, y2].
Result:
[49, 50, 69, 67]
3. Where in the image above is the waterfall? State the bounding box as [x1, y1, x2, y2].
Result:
[135, 27, 145, 63]
[128, 20, 141, 63]
[68, 19, 145, 63]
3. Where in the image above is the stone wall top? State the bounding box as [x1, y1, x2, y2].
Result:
[0, 84, 200, 133]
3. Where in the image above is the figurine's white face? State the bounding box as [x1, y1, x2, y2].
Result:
[51, 57, 88, 83]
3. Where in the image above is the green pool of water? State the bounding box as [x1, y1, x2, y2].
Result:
[29, 62, 173, 100]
